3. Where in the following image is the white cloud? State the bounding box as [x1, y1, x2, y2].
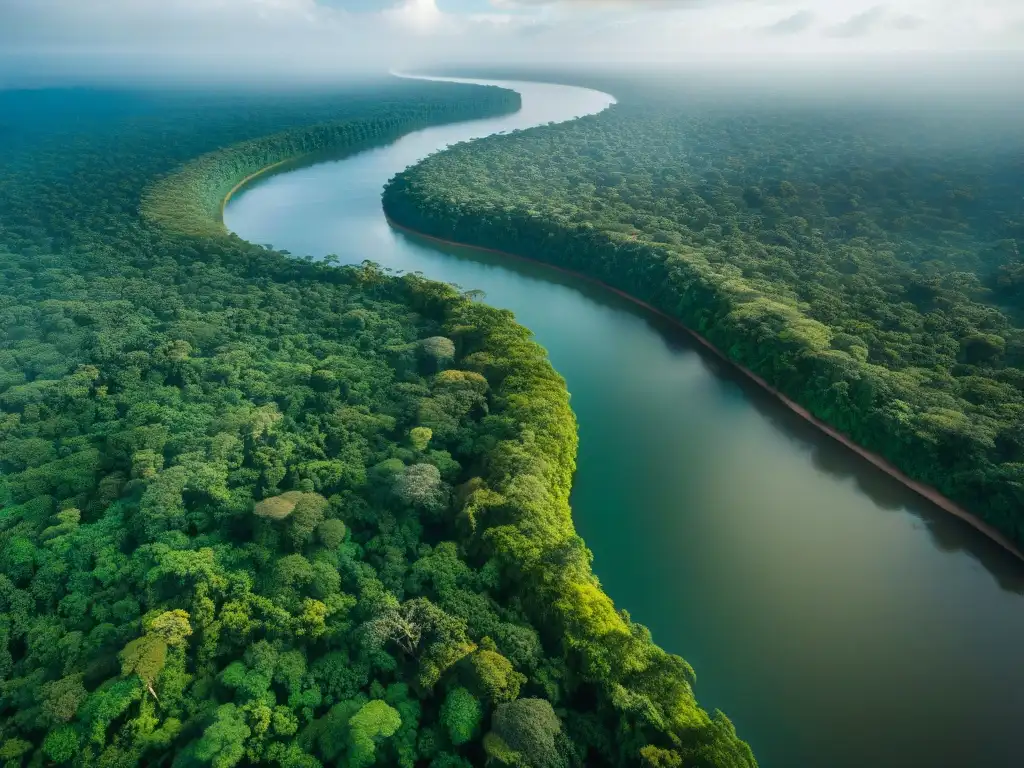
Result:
[0, 0, 1022, 85]
[384, 0, 447, 33]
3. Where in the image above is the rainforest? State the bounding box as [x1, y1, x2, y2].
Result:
[383, 73, 1024, 547]
[4, 31, 1024, 768]
[0, 80, 756, 767]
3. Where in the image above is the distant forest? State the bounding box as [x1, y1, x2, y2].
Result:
[0, 81, 755, 767]
[384, 72, 1024, 547]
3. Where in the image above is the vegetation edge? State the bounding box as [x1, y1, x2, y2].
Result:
[382, 214, 1024, 562]
[140, 86, 523, 237]
[130, 85, 758, 765]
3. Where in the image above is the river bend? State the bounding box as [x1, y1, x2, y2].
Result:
[225, 76, 1024, 768]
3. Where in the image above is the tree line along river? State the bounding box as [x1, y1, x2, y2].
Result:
[224, 77, 1024, 768]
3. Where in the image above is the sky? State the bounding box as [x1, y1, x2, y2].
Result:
[1, 0, 1023, 85]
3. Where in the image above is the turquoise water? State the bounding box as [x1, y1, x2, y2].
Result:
[225, 77, 1024, 768]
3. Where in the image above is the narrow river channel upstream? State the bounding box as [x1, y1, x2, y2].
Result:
[225, 76, 1024, 768]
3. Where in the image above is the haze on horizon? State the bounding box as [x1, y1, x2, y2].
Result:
[2, 0, 1023, 90]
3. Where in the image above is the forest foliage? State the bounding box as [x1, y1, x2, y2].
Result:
[383, 76, 1024, 547]
[141, 85, 520, 238]
[0, 81, 754, 766]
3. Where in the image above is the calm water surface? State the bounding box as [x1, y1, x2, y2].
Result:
[226, 77, 1024, 768]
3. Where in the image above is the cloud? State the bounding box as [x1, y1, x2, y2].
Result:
[891, 13, 924, 30]
[491, 0, 711, 5]
[384, 0, 447, 32]
[763, 10, 815, 35]
[316, 0, 402, 10]
[0, 0, 1022, 86]
[824, 4, 929, 37]
[0, 0, 456, 83]
[826, 5, 887, 38]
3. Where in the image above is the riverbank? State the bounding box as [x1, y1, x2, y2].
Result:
[209, 87, 759, 768]
[141, 83, 522, 238]
[220, 157, 294, 222]
[211, 97, 1024, 563]
[384, 215, 1024, 564]
[226, 75, 1024, 768]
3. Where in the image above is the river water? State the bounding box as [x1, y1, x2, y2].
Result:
[225, 77, 1024, 768]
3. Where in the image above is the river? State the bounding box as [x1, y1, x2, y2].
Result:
[224, 77, 1024, 768]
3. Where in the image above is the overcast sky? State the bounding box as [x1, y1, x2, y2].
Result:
[2, 0, 1023, 85]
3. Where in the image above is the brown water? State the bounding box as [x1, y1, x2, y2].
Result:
[225, 76, 1024, 768]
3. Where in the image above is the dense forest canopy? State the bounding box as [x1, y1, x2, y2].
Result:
[383, 73, 1024, 548]
[0, 82, 754, 766]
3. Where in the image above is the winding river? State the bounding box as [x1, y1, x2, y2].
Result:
[225, 77, 1024, 768]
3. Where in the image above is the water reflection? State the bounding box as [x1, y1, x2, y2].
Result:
[395, 228, 1024, 590]
[227, 77, 1024, 768]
